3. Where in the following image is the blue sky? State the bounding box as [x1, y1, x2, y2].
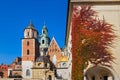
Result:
[0, 0, 68, 64]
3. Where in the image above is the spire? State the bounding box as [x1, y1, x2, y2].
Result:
[28, 20, 34, 29]
[42, 21, 48, 32]
[43, 21, 46, 28]
[44, 21, 46, 26]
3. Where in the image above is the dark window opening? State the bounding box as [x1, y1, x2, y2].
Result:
[43, 30, 45, 34]
[27, 32, 29, 36]
[38, 63, 41, 67]
[48, 75, 52, 80]
[27, 50, 30, 55]
[104, 76, 108, 80]
[26, 69, 30, 76]
[27, 41, 29, 46]
[42, 40, 44, 44]
[92, 76, 95, 80]
[45, 63, 47, 68]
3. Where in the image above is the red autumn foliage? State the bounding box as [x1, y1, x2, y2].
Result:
[72, 5, 115, 80]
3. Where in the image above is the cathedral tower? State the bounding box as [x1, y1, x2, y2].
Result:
[40, 24, 50, 48]
[22, 21, 39, 78]
[39, 24, 50, 56]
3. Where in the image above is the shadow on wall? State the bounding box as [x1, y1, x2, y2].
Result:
[0, 72, 4, 78]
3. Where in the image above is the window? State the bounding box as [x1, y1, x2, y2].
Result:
[42, 40, 44, 44]
[27, 50, 29, 55]
[45, 63, 47, 68]
[27, 41, 29, 46]
[27, 32, 29, 36]
[92, 76, 95, 80]
[43, 30, 45, 34]
[38, 63, 42, 67]
[48, 75, 52, 80]
[52, 55, 56, 65]
[63, 63, 66, 67]
[26, 69, 30, 76]
[32, 32, 34, 37]
[103, 76, 108, 80]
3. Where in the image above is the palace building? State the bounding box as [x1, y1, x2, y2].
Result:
[66, 0, 120, 80]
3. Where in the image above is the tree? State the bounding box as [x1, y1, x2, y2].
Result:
[72, 5, 115, 80]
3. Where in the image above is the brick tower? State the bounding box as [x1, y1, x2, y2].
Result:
[22, 21, 39, 78]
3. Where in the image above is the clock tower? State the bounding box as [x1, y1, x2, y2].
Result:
[22, 21, 39, 78]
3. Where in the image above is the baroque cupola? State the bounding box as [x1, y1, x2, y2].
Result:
[39, 23, 50, 48]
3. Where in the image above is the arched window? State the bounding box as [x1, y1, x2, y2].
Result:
[63, 63, 66, 67]
[42, 40, 44, 44]
[32, 32, 34, 37]
[43, 30, 45, 34]
[38, 63, 42, 67]
[27, 41, 29, 46]
[26, 69, 30, 76]
[48, 75, 52, 80]
[45, 63, 47, 68]
[52, 55, 56, 65]
[27, 32, 29, 36]
[103, 76, 108, 80]
[92, 76, 95, 80]
[27, 50, 29, 55]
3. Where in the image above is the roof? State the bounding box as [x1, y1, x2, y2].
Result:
[42, 25, 48, 31]
[36, 56, 49, 63]
[27, 20, 35, 29]
[58, 56, 68, 62]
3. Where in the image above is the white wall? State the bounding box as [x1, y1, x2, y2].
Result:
[22, 61, 33, 78]
[67, 23, 72, 80]
[56, 68, 69, 79]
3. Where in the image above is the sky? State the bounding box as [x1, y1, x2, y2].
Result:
[0, 0, 68, 65]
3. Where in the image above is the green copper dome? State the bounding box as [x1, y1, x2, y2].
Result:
[39, 24, 50, 48]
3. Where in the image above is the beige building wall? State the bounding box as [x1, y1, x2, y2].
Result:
[32, 68, 55, 80]
[32, 68, 46, 79]
[66, 0, 120, 80]
[91, 5, 120, 79]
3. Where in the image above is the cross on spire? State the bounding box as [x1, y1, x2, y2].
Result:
[28, 20, 34, 29]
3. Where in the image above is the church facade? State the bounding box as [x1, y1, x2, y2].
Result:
[21, 22, 70, 80]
